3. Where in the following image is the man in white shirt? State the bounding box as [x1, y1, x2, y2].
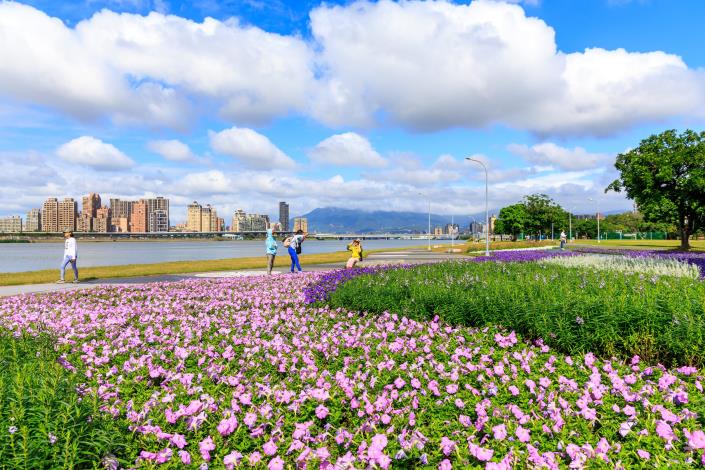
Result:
[57, 231, 79, 283]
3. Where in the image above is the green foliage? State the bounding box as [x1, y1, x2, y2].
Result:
[607, 129, 705, 249]
[495, 194, 568, 238]
[0, 333, 132, 469]
[327, 261, 705, 366]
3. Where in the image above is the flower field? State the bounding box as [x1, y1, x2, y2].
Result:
[1, 254, 704, 468]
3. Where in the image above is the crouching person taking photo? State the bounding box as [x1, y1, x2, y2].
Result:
[346, 239, 363, 269]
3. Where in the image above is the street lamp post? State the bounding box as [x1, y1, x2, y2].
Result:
[466, 157, 490, 257]
[588, 198, 601, 243]
[568, 205, 576, 242]
[418, 193, 431, 251]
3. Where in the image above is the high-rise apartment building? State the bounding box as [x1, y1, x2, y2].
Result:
[232, 210, 269, 232]
[41, 198, 59, 232]
[187, 201, 202, 232]
[110, 198, 133, 219]
[130, 200, 148, 233]
[93, 206, 111, 233]
[0, 216, 22, 233]
[149, 209, 169, 233]
[112, 217, 129, 233]
[25, 209, 41, 232]
[279, 201, 289, 231]
[146, 197, 170, 232]
[58, 198, 77, 232]
[76, 214, 93, 232]
[82, 193, 101, 218]
[293, 217, 308, 233]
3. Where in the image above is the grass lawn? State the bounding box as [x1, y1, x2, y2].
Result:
[0, 251, 356, 286]
[574, 239, 705, 250]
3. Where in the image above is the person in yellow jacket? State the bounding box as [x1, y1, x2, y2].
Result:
[346, 239, 363, 269]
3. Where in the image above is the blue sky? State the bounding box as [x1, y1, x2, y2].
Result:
[1, 0, 704, 223]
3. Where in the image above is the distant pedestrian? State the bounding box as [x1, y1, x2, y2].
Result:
[346, 239, 363, 269]
[57, 231, 78, 283]
[560, 230, 567, 250]
[265, 228, 278, 275]
[286, 229, 307, 273]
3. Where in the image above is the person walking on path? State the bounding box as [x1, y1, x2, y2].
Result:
[265, 228, 278, 275]
[286, 230, 306, 273]
[559, 230, 567, 250]
[346, 239, 363, 269]
[57, 231, 78, 283]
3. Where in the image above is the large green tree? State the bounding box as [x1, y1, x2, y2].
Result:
[494, 203, 528, 240]
[522, 194, 568, 237]
[607, 129, 705, 249]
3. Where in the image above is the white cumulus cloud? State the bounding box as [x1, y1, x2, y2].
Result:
[308, 132, 387, 168]
[148, 139, 197, 162]
[309, 0, 705, 136]
[508, 142, 613, 170]
[209, 127, 296, 169]
[56, 136, 135, 170]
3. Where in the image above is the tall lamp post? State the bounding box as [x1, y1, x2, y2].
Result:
[418, 193, 431, 251]
[568, 205, 576, 242]
[588, 197, 601, 243]
[466, 157, 490, 257]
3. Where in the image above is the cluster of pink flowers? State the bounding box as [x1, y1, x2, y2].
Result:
[1, 273, 703, 468]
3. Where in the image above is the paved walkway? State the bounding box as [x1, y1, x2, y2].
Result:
[0, 249, 464, 297]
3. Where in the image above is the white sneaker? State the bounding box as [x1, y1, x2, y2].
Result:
[56, 280, 65, 284]
[72, 280, 79, 284]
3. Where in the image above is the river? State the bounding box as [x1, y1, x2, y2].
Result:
[0, 239, 432, 273]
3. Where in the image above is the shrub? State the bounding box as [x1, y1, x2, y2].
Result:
[327, 261, 705, 366]
[0, 332, 131, 468]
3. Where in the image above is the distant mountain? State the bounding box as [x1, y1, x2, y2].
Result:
[292, 207, 486, 234]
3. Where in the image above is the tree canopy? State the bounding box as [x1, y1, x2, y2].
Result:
[607, 129, 705, 249]
[494, 194, 567, 239]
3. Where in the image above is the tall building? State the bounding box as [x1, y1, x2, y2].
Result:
[0, 216, 22, 233]
[146, 197, 170, 232]
[110, 198, 133, 219]
[58, 198, 77, 232]
[293, 217, 308, 233]
[41, 198, 59, 232]
[76, 214, 93, 232]
[149, 209, 169, 233]
[112, 217, 129, 233]
[187, 201, 202, 232]
[93, 206, 111, 233]
[232, 210, 269, 232]
[130, 200, 148, 233]
[279, 201, 289, 231]
[82, 193, 101, 218]
[25, 209, 41, 232]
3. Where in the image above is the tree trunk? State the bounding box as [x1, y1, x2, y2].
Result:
[679, 212, 690, 250]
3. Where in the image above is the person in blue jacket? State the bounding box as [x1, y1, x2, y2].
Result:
[265, 228, 278, 275]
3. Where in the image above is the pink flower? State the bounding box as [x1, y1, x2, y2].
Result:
[686, 429, 705, 449]
[315, 404, 329, 419]
[439, 459, 452, 470]
[656, 421, 675, 442]
[217, 415, 238, 437]
[515, 426, 530, 443]
[394, 377, 406, 389]
[636, 449, 650, 460]
[268, 457, 285, 470]
[411, 378, 422, 389]
[263, 440, 278, 456]
[199, 436, 215, 462]
[249, 452, 262, 465]
[440, 436, 456, 456]
[224, 451, 243, 470]
[492, 424, 507, 441]
[508, 385, 520, 396]
[446, 384, 458, 394]
[171, 433, 187, 449]
[244, 412, 257, 427]
[178, 450, 191, 465]
[468, 442, 493, 462]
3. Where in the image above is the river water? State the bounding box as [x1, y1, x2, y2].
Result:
[0, 239, 431, 273]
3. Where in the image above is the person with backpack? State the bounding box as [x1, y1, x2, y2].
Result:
[265, 227, 278, 275]
[285, 229, 306, 273]
[346, 239, 363, 269]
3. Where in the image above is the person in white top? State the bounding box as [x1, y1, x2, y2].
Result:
[57, 231, 79, 283]
[559, 230, 567, 250]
